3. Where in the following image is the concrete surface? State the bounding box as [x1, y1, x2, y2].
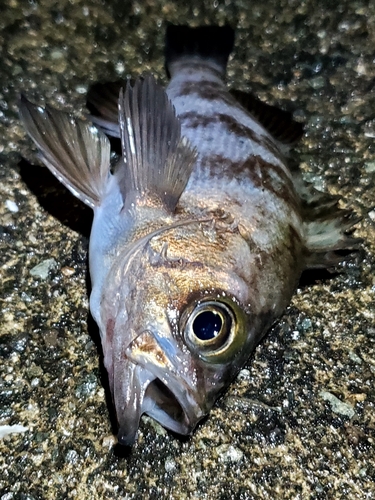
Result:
[0, 0, 374, 498]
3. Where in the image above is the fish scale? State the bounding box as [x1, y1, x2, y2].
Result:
[167, 70, 294, 213]
[169, 77, 279, 165]
[19, 24, 360, 446]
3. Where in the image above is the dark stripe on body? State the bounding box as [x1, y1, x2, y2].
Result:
[179, 111, 264, 146]
[174, 61, 224, 79]
[178, 110, 285, 164]
[201, 154, 301, 212]
[177, 80, 235, 106]
[175, 80, 290, 164]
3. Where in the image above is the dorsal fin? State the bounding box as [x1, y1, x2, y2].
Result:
[118, 74, 197, 212]
[231, 89, 304, 145]
[19, 96, 111, 208]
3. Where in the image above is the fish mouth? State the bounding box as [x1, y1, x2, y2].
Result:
[115, 331, 206, 446]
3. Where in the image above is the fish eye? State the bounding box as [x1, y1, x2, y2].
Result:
[192, 309, 226, 341]
[184, 301, 235, 352]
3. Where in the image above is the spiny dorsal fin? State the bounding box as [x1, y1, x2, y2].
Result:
[231, 89, 304, 145]
[19, 95, 111, 208]
[118, 74, 197, 212]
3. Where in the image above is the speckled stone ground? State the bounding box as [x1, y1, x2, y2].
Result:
[1, 1, 374, 499]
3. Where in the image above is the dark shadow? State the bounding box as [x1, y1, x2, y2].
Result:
[298, 267, 339, 288]
[299, 246, 362, 288]
[107, 136, 122, 156]
[170, 416, 208, 443]
[19, 156, 121, 442]
[113, 442, 134, 458]
[113, 419, 195, 454]
[19, 158, 93, 237]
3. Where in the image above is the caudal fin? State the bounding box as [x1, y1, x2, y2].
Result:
[165, 24, 235, 77]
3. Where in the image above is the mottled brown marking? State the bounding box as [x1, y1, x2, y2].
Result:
[131, 331, 170, 362]
[258, 223, 304, 275]
[218, 113, 263, 144]
[177, 82, 288, 162]
[179, 111, 217, 128]
[250, 156, 301, 212]
[106, 318, 116, 345]
[285, 223, 304, 266]
[236, 222, 304, 310]
[151, 255, 205, 271]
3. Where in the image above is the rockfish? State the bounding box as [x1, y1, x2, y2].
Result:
[19, 25, 359, 445]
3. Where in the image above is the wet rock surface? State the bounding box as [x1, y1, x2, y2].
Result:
[1, 1, 374, 498]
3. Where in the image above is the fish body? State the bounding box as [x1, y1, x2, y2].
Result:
[20, 25, 359, 445]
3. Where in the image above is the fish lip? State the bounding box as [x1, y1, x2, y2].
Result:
[121, 330, 207, 438]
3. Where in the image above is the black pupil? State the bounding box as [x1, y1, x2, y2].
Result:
[192, 310, 223, 341]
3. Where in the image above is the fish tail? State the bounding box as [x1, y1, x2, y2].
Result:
[165, 24, 235, 78]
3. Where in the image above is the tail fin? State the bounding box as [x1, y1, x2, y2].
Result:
[165, 24, 235, 77]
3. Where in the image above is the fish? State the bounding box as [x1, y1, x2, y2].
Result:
[19, 24, 360, 446]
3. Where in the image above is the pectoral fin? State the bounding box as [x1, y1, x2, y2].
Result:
[298, 178, 362, 268]
[19, 96, 111, 208]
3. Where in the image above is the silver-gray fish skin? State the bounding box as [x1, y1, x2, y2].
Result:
[19, 24, 359, 446]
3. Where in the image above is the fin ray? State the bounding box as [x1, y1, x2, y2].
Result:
[297, 176, 362, 268]
[19, 96, 111, 208]
[118, 75, 197, 211]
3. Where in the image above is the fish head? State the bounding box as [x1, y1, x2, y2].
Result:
[99, 221, 266, 445]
